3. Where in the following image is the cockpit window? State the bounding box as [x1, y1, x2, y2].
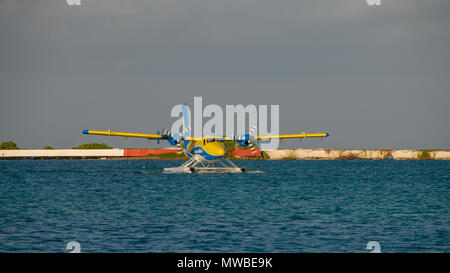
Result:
[206, 138, 224, 143]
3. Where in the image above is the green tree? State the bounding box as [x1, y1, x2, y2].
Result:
[417, 151, 431, 160]
[43, 146, 54, 150]
[0, 141, 19, 150]
[72, 143, 113, 149]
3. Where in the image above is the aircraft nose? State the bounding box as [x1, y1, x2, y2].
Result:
[207, 142, 226, 157]
[217, 146, 225, 156]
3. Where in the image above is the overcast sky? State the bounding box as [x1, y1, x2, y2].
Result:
[1, 0, 449, 149]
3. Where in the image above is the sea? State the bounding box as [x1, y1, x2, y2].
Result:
[0, 159, 448, 253]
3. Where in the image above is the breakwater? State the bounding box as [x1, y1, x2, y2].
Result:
[1, 148, 449, 160]
[263, 148, 450, 160]
[0, 149, 178, 160]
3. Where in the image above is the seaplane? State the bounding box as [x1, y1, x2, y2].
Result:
[82, 104, 329, 173]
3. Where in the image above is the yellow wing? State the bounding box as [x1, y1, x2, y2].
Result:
[82, 129, 164, 139]
[184, 132, 329, 141]
[82, 130, 328, 141]
[255, 132, 329, 140]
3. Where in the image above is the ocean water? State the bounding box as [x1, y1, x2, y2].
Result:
[0, 159, 448, 253]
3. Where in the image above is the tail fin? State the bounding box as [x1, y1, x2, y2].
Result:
[181, 104, 191, 153]
[182, 104, 190, 137]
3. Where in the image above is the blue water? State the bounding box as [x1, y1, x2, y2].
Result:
[0, 159, 448, 253]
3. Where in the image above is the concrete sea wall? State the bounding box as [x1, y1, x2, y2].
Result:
[1, 148, 449, 160]
[0, 149, 177, 159]
[263, 148, 450, 160]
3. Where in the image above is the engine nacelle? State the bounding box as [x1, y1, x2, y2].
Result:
[168, 133, 182, 146]
[237, 134, 250, 147]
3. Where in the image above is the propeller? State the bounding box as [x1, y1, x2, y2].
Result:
[160, 128, 184, 152]
[162, 128, 171, 137]
[248, 124, 258, 150]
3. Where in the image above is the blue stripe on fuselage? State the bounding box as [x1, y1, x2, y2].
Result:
[188, 146, 223, 161]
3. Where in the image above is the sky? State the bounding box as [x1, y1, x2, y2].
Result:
[1, 0, 449, 149]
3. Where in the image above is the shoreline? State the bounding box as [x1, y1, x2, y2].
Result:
[1, 148, 450, 160]
[263, 148, 450, 160]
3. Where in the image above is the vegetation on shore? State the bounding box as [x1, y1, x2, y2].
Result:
[417, 151, 431, 160]
[0, 141, 19, 150]
[1, 140, 447, 160]
[146, 152, 187, 159]
[72, 143, 113, 149]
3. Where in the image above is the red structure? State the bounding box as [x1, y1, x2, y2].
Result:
[231, 148, 261, 157]
[124, 149, 178, 157]
[123, 148, 261, 157]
